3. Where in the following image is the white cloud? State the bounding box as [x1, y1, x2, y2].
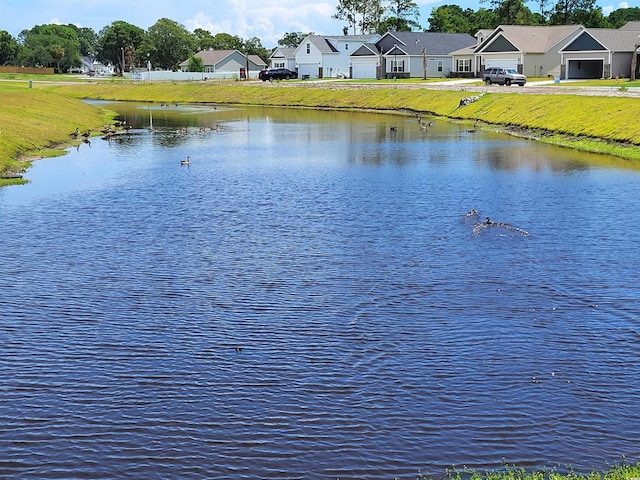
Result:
[602, 1, 630, 15]
[185, 1, 338, 47]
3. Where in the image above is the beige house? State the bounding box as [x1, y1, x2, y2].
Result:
[559, 23, 640, 79]
[452, 22, 640, 80]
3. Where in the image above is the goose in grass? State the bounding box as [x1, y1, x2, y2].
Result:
[180, 156, 190, 166]
[69, 127, 80, 139]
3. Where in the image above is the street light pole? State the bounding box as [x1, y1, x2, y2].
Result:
[393, 43, 397, 81]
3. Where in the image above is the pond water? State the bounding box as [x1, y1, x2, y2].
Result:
[1, 103, 639, 480]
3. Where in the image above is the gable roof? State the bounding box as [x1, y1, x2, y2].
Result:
[296, 34, 379, 55]
[350, 43, 379, 57]
[577, 28, 640, 52]
[193, 49, 238, 65]
[179, 49, 265, 69]
[378, 31, 476, 55]
[620, 21, 640, 30]
[478, 25, 583, 53]
[270, 47, 295, 59]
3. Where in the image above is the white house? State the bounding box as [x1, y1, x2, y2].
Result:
[269, 47, 296, 70]
[294, 34, 380, 79]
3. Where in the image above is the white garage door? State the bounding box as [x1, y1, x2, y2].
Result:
[485, 59, 518, 71]
[297, 64, 317, 79]
[352, 63, 377, 79]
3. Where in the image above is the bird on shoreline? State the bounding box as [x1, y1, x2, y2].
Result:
[466, 119, 479, 133]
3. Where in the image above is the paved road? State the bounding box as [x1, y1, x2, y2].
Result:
[5, 76, 638, 98]
[263, 77, 640, 97]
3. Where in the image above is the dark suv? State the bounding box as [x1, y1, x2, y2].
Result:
[483, 67, 527, 86]
[259, 68, 298, 81]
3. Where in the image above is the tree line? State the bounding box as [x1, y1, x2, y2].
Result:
[1, 1, 639, 74]
[0, 19, 272, 74]
[335, 0, 640, 34]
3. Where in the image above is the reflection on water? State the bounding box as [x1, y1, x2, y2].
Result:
[1, 104, 639, 480]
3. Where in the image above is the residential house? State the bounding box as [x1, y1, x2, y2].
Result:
[559, 23, 640, 79]
[294, 34, 380, 79]
[349, 42, 382, 79]
[74, 56, 113, 76]
[179, 49, 266, 79]
[467, 25, 584, 78]
[269, 47, 296, 70]
[376, 31, 476, 79]
[452, 22, 640, 80]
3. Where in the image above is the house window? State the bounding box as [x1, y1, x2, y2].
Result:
[437, 60, 443, 72]
[274, 61, 285, 68]
[345, 44, 349, 50]
[306, 43, 310, 54]
[457, 59, 471, 72]
[392, 60, 405, 73]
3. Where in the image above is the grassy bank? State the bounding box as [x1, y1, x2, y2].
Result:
[44, 80, 640, 161]
[440, 460, 640, 480]
[0, 83, 112, 185]
[2, 79, 640, 185]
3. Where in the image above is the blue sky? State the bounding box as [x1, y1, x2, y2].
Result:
[0, 0, 635, 48]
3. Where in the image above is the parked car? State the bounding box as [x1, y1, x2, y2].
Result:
[259, 68, 298, 81]
[483, 68, 527, 86]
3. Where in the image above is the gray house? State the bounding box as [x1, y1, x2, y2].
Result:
[179, 49, 266, 79]
[375, 31, 476, 79]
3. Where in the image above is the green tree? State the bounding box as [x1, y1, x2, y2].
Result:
[74, 26, 98, 56]
[469, 8, 500, 31]
[385, 0, 421, 31]
[147, 18, 197, 70]
[97, 21, 146, 73]
[0, 30, 20, 65]
[428, 4, 472, 32]
[17, 24, 80, 72]
[242, 36, 270, 63]
[333, 0, 384, 34]
[607, 7, 640, 28]
[549, 0, 607, 26]
[194, 28, 216, 50]
[482, 0, 529, 24]
[278, 32, 310, 48]
[49, 44, 65, 72]
[210, 33, 244, 50]
[187, 54, 204, 72]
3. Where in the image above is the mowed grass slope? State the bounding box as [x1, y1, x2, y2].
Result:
[0, 84, 111, 182]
